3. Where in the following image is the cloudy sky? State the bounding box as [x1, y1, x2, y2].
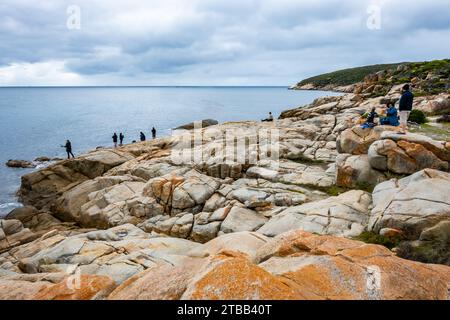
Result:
[0, 0, 449, 86]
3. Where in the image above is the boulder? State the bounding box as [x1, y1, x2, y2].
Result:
[19, 149, 135, 210]
[15, 224, 200, 284]
[258, 190, 371, 237]
[33, 274, 116, 300]
[6, 160, 35, 168]
[419, 95, 450, 115]
[143, 170, 221, 214]
[187, 231, 269, 262]
[107, 230, 450, 300]
[379, 131, 450, 162]
[140, 213, 194, 239]
[0, 276, 55, 300]
[190, 221, 221, 243]
[174, 119, 218, 130]
[0, 219, 39, 253]
[256, 230, 450, 300]
[77, 181, 152, 228]
[336, 154, 386, 188]
[220, 207, 268, 234]
[337, 126, 395, 155]
[109, 251, 303, 300]
[369, 169, 450, 239]
[6, 206, 39, 222]
[54, 175, 138, 222]
[368, 139, 448, 174]
[34, 157, 51, 162]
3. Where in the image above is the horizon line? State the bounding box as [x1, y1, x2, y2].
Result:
[0, 85, 290, 88]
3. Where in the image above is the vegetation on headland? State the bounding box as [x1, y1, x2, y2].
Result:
[296, 63, 404, 87]
[294, 59, 450, 98]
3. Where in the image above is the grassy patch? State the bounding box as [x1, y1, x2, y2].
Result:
[384, 170, 406, 180]
[287, 154, 326, 165]
[355, 181, 375, 193]
[284, 182, 350, 197]
[354, 231, 403, 249]
[396, 240, 450, 265]
[410, 123, 450, 141]
[324, 185, 349, 196]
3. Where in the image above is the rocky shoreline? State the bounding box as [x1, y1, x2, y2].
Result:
[1, 85, 449, 300]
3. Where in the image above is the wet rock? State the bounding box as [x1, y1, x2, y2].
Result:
[6, 160, 35, 168]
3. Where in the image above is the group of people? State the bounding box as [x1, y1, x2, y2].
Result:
[61, 127, 158, 159]
[362, 84, 414, 134]
[112, 127, 157, 147]
[60, 84, 414, 160]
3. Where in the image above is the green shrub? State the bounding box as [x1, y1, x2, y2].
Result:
[408, 109, 428, 124]
[396, 241, 450, 265]
[354, 231, 403, 249]
[397, 77, 411, 83]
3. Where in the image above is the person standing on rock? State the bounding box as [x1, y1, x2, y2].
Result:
[119, 133, 124, 146]
[61, 140, 75, 159]
[140, 131, 146, 142]
[152, 127, 156, 139]
[398, 84, 414, 134]
[112, 133, 118, 148]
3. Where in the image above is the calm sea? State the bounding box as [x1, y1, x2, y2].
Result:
[0, 86, 339, 216]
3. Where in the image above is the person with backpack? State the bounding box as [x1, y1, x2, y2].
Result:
[361, 107, 379, 129]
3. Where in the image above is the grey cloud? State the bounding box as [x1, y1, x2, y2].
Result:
[0, 0, 449, 85]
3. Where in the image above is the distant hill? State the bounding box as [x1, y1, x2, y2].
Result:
[292, 59, 450, 97]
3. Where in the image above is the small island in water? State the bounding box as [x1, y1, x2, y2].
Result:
[1, 60, 449, 300]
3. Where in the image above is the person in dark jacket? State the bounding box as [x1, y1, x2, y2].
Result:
[151, 127, 156, 139]
[62, 140, 75, 159]
[119, 133, 124, 146]
[363, 107, 379, 128]
[112, 133, 118, 148]
[398, 84, 414, 134]
[140, 131, 146, 142]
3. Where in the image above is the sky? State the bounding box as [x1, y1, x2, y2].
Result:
[0, 0, 449, 86]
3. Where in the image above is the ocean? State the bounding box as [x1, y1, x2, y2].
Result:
[0, 86, 339, 216]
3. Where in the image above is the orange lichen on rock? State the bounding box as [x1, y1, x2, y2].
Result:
[33, 274, 116, 300]
[181, 251, 304, 300]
